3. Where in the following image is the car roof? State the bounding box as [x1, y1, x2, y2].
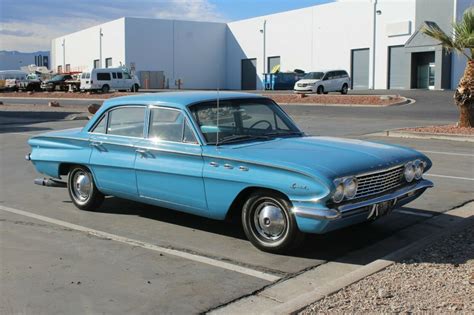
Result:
[101, 91, 267, 110]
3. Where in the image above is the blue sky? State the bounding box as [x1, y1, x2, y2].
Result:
[0, 0, 333, 52]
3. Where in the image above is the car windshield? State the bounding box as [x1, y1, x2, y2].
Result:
[303, 72, 324, 80]
[189, 98, 302, 145]
[51, 75, 66, 80]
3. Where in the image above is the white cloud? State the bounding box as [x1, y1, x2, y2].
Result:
[0, 0, 225, 52]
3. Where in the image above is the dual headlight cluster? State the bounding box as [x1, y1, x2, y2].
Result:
[404, 159, 426, 183]
[332, 177, 358, 203]
[332, 160, 426, 204]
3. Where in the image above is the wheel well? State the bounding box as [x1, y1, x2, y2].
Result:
[225, 187, 290, 222]
[59, 163, 91, 176]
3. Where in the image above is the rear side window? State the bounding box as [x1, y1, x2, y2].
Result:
[97, 73, 111, 81]
[107, 107, 145, 137]
[340, 71, 348, 77]
[112, 72, 117, 79]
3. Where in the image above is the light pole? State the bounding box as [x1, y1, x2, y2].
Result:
[99, 28, 103, 68]
[369, 0, 379, 89]
[62, 38, 65, 73]
[260, 19, 267, 90]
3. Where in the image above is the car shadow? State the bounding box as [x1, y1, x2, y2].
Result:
[93, 196, 471, 265]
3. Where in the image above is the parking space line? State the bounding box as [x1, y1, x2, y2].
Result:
[421, 150, 474, 157]
[0, 205, 280, 282]
[394, 209, 434, 218]
[425, 173, 474, 181]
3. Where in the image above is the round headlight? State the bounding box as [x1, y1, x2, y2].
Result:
[414, 160, 424, 180]
[343, 177, 358, 199]
[404, 162, 415, 182]
[332, 180, 345, 203]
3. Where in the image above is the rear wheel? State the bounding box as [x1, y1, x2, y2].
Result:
[101, 84, 110, 93]
[67, 165, 104, 211]
[242, 190, 304, 253]
[316, 85, 324, 94]
[341, 83, 348, 95]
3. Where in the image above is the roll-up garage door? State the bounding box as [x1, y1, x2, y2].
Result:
[351, 48, 369, 89]
[388, 46, 408, 89]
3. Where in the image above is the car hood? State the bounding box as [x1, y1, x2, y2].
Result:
[214, 136, 430, 180]
[296, 79, 320, 84]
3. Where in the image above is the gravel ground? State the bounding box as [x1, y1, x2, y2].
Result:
[301, 223, 474, 314]
[402, 124, 474, 135]
[0, 91, 131, 99]
[270, 94, 404, 106]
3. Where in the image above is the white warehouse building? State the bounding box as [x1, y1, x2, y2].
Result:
[51, 0, 472, 91]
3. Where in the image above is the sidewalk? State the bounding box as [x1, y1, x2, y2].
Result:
[301, 219, 474, 313]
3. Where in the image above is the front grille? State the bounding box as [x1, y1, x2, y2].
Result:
[297, 83, 307, 87]
[354, 165, 404, 199]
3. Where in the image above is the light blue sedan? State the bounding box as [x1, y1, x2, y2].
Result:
[27, 92, 433, 252]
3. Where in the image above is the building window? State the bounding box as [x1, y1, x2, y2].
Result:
[57, 65, 63, 73]
[105, 58, 112, 68]
[267, 56, 281, 73]
[65, 64, 71, 73]
[93, 59, 100, 69]
[43, 56, 49, 68]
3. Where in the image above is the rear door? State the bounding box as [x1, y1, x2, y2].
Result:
[89, 105, 146, 197]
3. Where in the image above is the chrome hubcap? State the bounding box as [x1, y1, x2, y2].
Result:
[72, 171, 92, 202]
[253, 203, 287, 240]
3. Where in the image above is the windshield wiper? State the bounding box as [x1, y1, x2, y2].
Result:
[217, 134, 270, 145]
[264, 131, 304, 137]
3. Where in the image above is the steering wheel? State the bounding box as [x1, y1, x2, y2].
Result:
[249, 120, 272, 130]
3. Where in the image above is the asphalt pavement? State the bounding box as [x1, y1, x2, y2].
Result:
[0, 90, 473, 314]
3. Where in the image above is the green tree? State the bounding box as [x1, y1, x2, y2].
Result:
[422, 9, 474, 127]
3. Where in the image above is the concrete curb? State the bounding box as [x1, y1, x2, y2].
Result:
[277, 97, 413, 108]
[372, 129, 474, 142]
[209, 202, 474, 315]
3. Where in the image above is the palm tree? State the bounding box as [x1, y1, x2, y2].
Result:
[421, 9, 474, 127]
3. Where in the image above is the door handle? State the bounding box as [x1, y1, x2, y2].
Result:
[135, 148, 150, 157]
[90, 141, 103, 147]
[209, 161, 219, 167]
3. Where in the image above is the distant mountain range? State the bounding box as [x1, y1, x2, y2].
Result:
[0, 50, 50, 55]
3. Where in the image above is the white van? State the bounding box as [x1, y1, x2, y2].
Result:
[294, 70, 351, 94]
[80, 67, 140, 93]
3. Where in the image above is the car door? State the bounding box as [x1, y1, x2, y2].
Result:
[323, 71, 335, 91]
[88, 105, 146, 197]
[134, 106, 207, 215]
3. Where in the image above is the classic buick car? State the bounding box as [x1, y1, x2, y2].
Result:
[27, 92, 433, 252]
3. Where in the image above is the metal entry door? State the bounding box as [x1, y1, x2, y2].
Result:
[351, 49, 369, 89]
[241, 58, 257, 90]
[388, 46, 408, 89]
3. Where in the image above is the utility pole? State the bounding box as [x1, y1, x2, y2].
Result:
[99, 28, 103, 68]
[62, 38, 65, 72]
[260, 20, 267, 90]
[369, 0, 378, 89]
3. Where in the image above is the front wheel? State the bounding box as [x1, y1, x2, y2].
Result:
[101, 84, 110, 93]
[131, 84, 139, 92]
[242, 191, 304, 253]
[67, 165, 104, 211]
[316, 85, 324, 94]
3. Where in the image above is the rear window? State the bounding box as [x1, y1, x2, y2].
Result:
[97, 73, 111, 81]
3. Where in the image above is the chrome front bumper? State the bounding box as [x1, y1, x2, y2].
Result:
[292, 179, 433, 220]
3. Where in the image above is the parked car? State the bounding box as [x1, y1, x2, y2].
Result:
[0, 70, 27, 91]
[294, 70, 351, 94]
[80, 67, 140, 93]
[18, 73, 42, 91]
[26, 92, 433, 253]
[41, 74, 73, 91]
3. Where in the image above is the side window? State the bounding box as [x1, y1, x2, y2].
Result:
[112, 72, 117, 79]
[91, 114, 107, 134]
[107, 107, 145, 137]
[149, 108, 197, 143]
[341, 71, 348, 78]
[123, 72, 131, 79]
[117, 72, 123, 79]
[97, 73, 111, 81]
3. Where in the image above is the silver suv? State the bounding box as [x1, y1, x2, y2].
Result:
[294, 70, 351, 94]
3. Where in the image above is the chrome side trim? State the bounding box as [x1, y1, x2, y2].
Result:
[337, 179, 433, 214]
[292, 207, 341, 220]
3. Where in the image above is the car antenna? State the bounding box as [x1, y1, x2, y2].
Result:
[216, 88, 220, 147]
